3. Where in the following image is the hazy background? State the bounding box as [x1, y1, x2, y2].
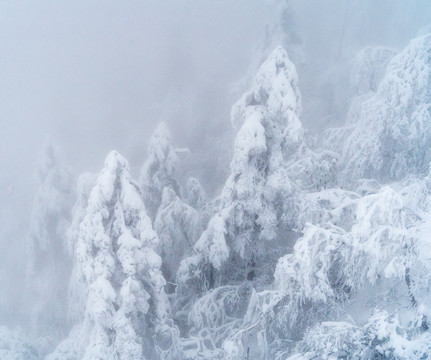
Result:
[1, 0, 431, 326]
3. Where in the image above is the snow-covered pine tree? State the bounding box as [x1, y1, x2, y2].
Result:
[327, 34, 431, 185]
[153, 187, 204, 336]
[26, 142, 75, 354]
[168, 45, 319, 359]
[178, 45, 305, 298]
[185, 177, 207, 213]
[154, 187, 202, 289]
[139, 122, 180, 222]
[185, 176, 213, 227]
[317, 44, 397, 130]
[48, 151, 181, 360]
[139, 126, 209, 328]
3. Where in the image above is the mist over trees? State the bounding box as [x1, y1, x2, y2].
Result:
[2, 1, 431, 359]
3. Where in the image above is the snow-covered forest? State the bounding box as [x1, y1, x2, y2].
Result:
[2, 1, 431, 359]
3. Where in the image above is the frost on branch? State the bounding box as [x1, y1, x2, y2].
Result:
[182, 283, 253, 359]
[222, 186, 418, 358]
[273, 187, 409, 316]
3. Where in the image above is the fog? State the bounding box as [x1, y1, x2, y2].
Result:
[1, 0, 431, 347]
[0, 1, 269, 205]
